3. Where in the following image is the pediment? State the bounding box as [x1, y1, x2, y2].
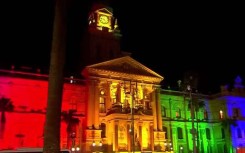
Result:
[96, 8, 113, 15]
[82, 56, 164, 84]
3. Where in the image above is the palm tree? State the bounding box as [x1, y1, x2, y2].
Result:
[0, 97, 14, 139]
[193, 99, 205, 153]
[61, 110, 80, 148]
[43, 0, 69, 152]
[184, 73, 201, 153]
[221, 118, 237, 153]
[186, 89, 205, 153]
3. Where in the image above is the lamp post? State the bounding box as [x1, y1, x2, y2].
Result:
[125, 80, 138, 153]
[71, 132, 76, 150]
[187, 85, 197, 153]
[131, 83, 137, 153]
[169, 98, 174, 153]
[91, 141, 96, 153]
[124, 80, 140, 153]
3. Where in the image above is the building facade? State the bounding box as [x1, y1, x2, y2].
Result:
[160, 76, 245, 153]
[0, 2, 245, 153]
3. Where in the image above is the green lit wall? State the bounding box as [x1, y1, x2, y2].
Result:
[160, 90, 232, 153]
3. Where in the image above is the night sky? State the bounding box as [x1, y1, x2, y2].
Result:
[0, 0, 244, 94]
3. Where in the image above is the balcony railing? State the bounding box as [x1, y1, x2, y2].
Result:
[106, 103, 152, 115]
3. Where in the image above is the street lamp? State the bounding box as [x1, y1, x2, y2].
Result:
[70, 132, 76, 151]
[180, 146, 184, 153]
[130, 95, 136, 153]
[164, 141, 173, 152]
[71, 147, 80, 153]
[91, 141, 103, 153]
[169, 142, 173, 152]
[99, 141, 102, 146]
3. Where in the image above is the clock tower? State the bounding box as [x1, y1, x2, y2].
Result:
[80, 2, 125, 69]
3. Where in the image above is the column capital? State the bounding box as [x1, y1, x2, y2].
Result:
[138, 121, 143, 126]
[114, 120, 119, 125]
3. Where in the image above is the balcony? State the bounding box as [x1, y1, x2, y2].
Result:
[106, 103, 152, 116]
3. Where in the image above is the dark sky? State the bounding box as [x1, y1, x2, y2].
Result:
[0, 0, 244, 94]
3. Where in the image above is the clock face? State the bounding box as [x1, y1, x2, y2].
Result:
[99, 15, 109, 24]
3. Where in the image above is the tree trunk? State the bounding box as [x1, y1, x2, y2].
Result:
[0, 111, 6, 139]
[43, 0, 68, 152]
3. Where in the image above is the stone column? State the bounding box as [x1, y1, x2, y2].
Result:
[127, 122, 131, 152]
[150, 122, 154, 151]
[139, 122, 142, 151]
[107, 121, 113, 152]
[114, 120, 119, 151]
[106, 81, 112, 111]
[156, 87, 163, 131]
[116, 83, 122, 104]
[87, 80, 95, 128]
[151, 87, 158, 130]
[94, 81, 100, 129]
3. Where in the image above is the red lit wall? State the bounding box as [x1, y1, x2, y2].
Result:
[0, 75, 86, 149]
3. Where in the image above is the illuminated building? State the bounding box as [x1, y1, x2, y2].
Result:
[0, 2, 245, 153]
[0, 3, 165, 152]
[160, 76, 245, 153]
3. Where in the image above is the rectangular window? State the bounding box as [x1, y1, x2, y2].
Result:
[237, 128, 242, 138]
[69, 98, 77, 111]
[112, 98, 117, 103]
[176, 109, 181, 118]
[206, 128, 211, 140]
[190, 110, 195, 119]
[163, 126, 168, 139]
[100, 123, 106, 138]
[233, 108, 240, 118]
[146, 101, 152, 109]
[162, 106, 166, 117]
[99, 97, 106, 113]
[204, 110, 208, 120]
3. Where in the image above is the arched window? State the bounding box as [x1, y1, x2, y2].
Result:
[99, 89, 106, 113]
[176, 108, 181, 118]
[221, 128, 225, 138]
[206, 128, 211, 140]
[177, 127, 183, 139]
